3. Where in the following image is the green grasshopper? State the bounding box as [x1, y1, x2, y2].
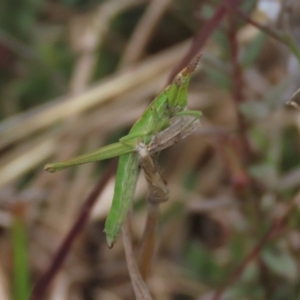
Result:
[45, 56, 202, 247]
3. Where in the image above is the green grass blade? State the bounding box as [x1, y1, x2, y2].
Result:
[12, 206, 30, 300]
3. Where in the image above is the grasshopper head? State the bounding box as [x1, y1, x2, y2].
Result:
[166, 55, 201, 115]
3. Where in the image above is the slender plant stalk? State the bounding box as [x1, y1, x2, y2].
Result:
[122, 217, 153, 300]
[137, 143, 169, 279]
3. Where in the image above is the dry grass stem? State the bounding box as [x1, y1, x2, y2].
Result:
[120, 0, 172, 68]
[122, 217, 153, 300]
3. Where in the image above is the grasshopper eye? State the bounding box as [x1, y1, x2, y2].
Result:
[174, 74, 183, 87]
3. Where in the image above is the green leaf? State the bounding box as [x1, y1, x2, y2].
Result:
[241, 33, 266, 67]
[262, 248, 298, 281]
[249, 163, 277, 189]
[206, 68, 231, 90]
[183, 242, 224, 284]
[239, 101, 269, 120]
